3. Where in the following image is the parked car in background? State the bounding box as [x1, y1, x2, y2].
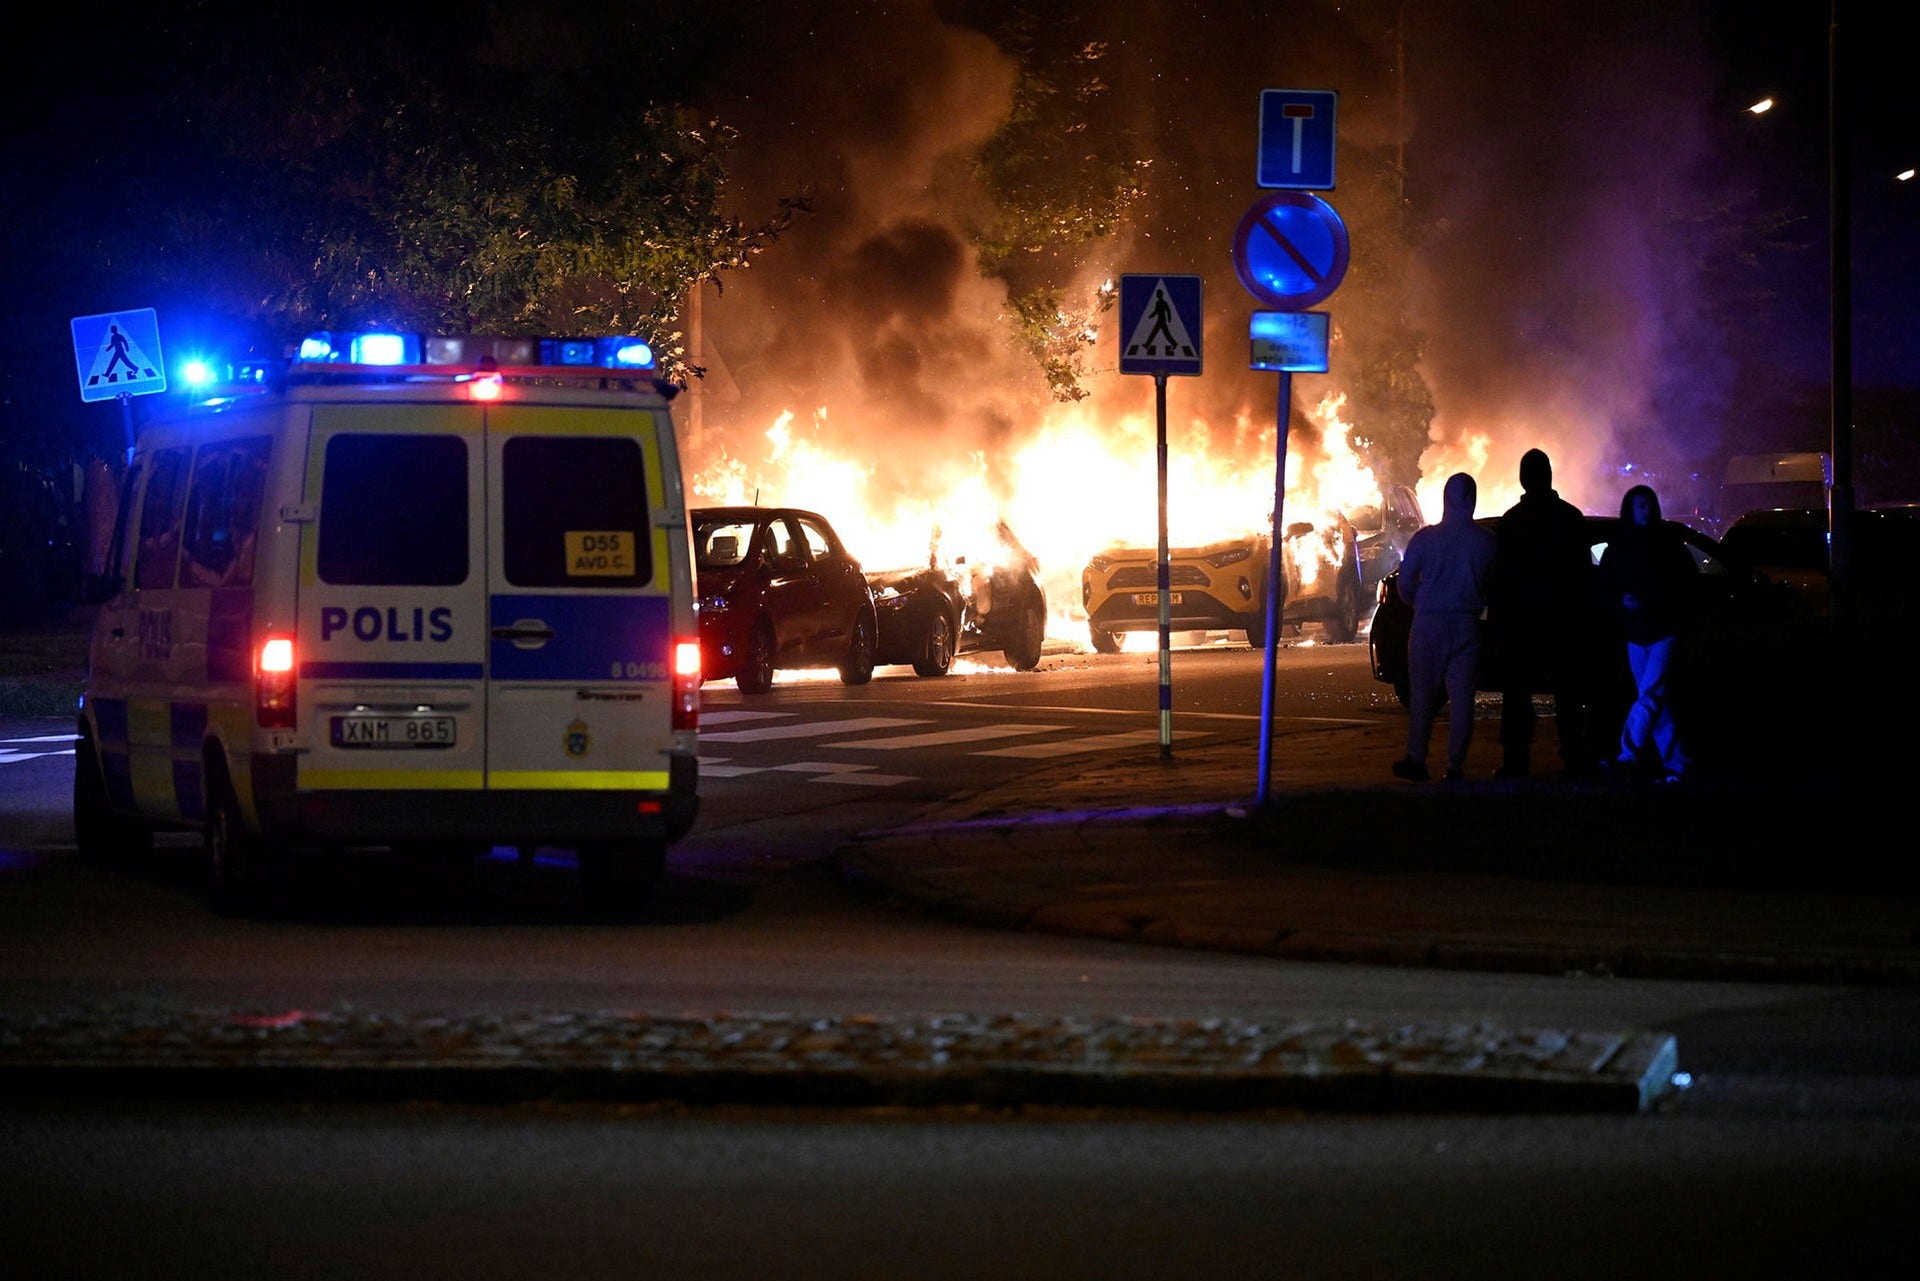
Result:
[1081, 513, 1365, 653]
[691, 506, 877, 693]
[1714, 451, 1829, 534]
[869, 520, 1048, 676]
[1718, 504, 1920, 619]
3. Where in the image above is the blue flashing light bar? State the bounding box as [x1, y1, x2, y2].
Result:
[295, 331, 655, 372]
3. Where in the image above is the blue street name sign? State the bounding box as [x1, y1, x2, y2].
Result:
[1118, 275, 1203, 377]
[1249, 311, 1330, 373]
[72, 308, 167, 403]
[1232, 192, 1350, 310]
[1257, 89, 1337, 191]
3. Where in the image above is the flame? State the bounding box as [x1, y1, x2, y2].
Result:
[687, 390, 1402, 645]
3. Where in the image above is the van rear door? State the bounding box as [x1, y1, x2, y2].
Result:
[483, 405, 674, 794]
[298, 405, 488, 792]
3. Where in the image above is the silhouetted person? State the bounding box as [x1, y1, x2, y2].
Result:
[1392, 472, 1496, 782]
[1597, 484, 1694, 783]
[1489, 448, 1599, 779]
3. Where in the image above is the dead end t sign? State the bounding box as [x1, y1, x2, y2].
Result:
[1118, 275, 1203, 377]
[1258, 89, 1337, 191]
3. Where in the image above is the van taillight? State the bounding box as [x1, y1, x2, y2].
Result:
[672, 638, 701, 731]
[257, 634, 296, 728]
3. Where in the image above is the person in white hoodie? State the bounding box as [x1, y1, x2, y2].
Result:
[1392, 471, 1497, 782]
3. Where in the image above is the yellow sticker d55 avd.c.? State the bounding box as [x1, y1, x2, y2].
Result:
[565, 530, 635, 576]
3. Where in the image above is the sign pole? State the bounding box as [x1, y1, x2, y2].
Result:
[1155, 370, 1173, 760]
[1255, 372, 1292, 807]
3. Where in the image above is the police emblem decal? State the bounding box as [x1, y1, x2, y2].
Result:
[565, 719, 591, 757]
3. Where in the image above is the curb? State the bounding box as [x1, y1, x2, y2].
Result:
[0, 1007, 1681, 1115]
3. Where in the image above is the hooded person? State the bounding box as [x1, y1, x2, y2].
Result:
[1597, 483, 1695, 782]
[1392, 471, 1497, 782]
[1488, 448, 1599, 779]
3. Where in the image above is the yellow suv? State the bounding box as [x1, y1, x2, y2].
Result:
[1081, 517, 1363, 652]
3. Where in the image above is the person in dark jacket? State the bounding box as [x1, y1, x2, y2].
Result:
[1489, 449, 1600, 779]
[1392, 472, 1497, 782]
[1597, 483, 1694, 782]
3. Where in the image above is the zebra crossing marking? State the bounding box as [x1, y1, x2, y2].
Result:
[825, 723, 1056, 751]
[700, 716, 925, 743]
[0, 733, 79, 767]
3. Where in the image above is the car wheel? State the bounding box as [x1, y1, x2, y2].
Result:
[1089, 623, 1122, 654]
[839, 611, 876, 686]
[1393, 677, 1410, 707]
[206, 760, 275, 917]
[913, 607, 955, 677]
[1006, 591, 1045, 671]
[1323, 577, 1360, 644]
[578, 840, 666, 916]
[73, 736, 150, 866]
[1245, 609, 1268, 650]
[737, 620, 776, 693]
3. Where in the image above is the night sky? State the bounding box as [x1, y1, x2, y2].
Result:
[2, 1, 1911, 513]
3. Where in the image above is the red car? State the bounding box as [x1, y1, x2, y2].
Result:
[691, 506, 877, 693]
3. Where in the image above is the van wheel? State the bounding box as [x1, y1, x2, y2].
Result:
[839, 612, 876, 686]
[737, 621, 776, 693]
[1005, 591, 1045, 671]
[1245, 611, 1268, 650]
[913, 608, 955, 677]
[206, 764, 275, 916]
[1393, 678, 1410, 707]
[579, 841, 665, 915]
[1089, 624, 1122, 654]
[73, 737, 150, 865]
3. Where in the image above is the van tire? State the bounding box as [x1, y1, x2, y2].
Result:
[206, 760, 275, 916]
[839, 612, 876, 686]
[737, 621, 776, 693]
[1089, 624, 1122, 654]
[73, 737, 150, 865]
[579, 841, 665, 915]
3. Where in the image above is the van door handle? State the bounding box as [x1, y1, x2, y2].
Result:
[491, 620, 556, 649]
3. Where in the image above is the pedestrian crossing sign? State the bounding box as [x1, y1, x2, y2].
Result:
[1118, 275, 1202, 377]
[72, 308, 167, 403]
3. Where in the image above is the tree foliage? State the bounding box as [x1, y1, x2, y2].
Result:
[965, 11, 1149, 400]
[87, 5, 806, 381]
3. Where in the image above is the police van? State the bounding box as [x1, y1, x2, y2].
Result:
[74, 330, 701, 912]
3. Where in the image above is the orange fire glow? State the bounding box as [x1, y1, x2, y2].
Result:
[687, 390, 1402, 645]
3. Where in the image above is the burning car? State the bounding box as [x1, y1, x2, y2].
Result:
[690, 506, 878, 693]
[868, 520, 1048, 675]
[1081, 513, 1365, 652]
[1351, 483, 1426, 593]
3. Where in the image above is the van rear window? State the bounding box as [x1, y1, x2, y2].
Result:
[318, 434, 469, 585]
[502, 437, 651, 587]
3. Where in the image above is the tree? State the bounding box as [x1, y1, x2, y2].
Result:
[964, 10, 1150, 400]
[77, 4, 807, 382]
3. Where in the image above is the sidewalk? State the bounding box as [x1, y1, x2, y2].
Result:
[840, 709, 1919, 989]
